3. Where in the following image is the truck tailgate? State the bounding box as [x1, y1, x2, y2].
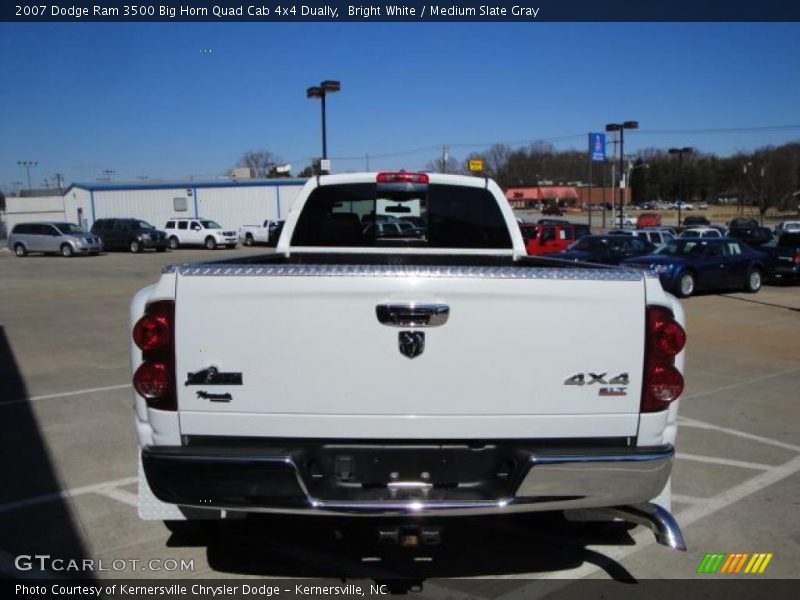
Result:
[174, 267, 646, 439]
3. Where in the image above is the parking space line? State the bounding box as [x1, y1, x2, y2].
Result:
[502, 453, 800, 591]
[719, 294, 800, 312]
[682, 366, 800, 401]
[675, 452, 773, 471]
[1, 383, 131, 408]
[671, 493, 704, 504]
[678, 416, 800, 453]
[93, 486, 138, 508]
[494, 453, 800, 594]
[0, 477, 137, 515]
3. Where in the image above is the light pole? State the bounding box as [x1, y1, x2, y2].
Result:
[669, 147, 693, 227]
[605, 121, 638, 228]
[17, 160, 38, 190]
[743, 161, 766, 225]
[306, 80, 340, 173]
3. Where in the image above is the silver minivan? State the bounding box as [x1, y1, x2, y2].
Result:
[8, 222, 104, 257]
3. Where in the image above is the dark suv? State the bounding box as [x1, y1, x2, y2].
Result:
[91, 218, 168, 253]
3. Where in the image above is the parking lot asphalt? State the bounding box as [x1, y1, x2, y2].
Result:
[0, 247, 798, 589]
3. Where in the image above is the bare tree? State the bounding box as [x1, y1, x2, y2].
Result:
[425, 155, 462, 174]
[234, 150, 283, 178]
[485, 144, 512, 181]
[298, 159, 321, 178]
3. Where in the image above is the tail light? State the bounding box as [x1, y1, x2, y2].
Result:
[376, 172, 429, 184]
[133, 362, 169, 399]
[132, 300, 176, 410]
[133, 312, 171, 351]
[642, 306, 686, 412]
[794, 254, 800, 264]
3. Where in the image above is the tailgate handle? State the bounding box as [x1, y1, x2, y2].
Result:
[376, 303, 449, 327]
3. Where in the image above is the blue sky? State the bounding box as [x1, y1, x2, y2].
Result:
[1, 22, 799, 189]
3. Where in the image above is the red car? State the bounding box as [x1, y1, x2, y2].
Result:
[524, 223, 578, 255]
[636, 212, 662, 229]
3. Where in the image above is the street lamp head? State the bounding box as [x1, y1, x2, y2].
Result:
[320, 80, 340, 93]
[605, 123, 622, 132]
[306, 86, 323, 99]
[623, 121, 639, 130]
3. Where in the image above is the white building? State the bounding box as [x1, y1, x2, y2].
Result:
[2, 195, 66, 235]
[62, 179, 308, 231]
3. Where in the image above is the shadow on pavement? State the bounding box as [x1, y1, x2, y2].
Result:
[167, 512, 638, 584]
[0, 327, 94, 579]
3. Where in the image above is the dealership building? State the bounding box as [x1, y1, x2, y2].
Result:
[61, 178, 308, 231]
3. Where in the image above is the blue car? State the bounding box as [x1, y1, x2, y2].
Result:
[621, 237, 766, 298]
[544, 234, 656, 265]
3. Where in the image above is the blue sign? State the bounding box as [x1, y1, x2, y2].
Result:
[589, 133, 606, 162]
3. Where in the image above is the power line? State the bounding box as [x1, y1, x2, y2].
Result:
[313, 125, 800, 166]
[639, 124, 800, 135]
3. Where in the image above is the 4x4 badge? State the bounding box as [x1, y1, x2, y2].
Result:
[399, 331, 425, 358]
[565, 372, 629, 390]
[564, 373, 629, 385]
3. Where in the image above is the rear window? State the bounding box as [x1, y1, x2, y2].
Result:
[52, 223, 84, 234]
[291, 183, 512, 249]
[778, 233, 800, 247]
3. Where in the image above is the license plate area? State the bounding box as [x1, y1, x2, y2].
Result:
[298, 444, 523, 502]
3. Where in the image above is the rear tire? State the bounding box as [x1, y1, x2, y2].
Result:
[244, 234, 254, 247]
[744, 268, 762, 293]
[205, 236, 217, 250]
[61, 244, 74, 258]
[14, 243, 27, 257]
[675, 271, 695, 298]
[130, 239, 142, 253]
[168, 236, 179, 250]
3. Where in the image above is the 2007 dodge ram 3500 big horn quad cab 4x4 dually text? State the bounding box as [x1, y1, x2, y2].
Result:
[132, 172, 687, 550]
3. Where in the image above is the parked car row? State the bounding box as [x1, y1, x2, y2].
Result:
[8, 216, 244, 257]
[541, 224, 798, 296]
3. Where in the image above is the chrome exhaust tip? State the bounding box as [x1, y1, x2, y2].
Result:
[598, 502, 686, 551]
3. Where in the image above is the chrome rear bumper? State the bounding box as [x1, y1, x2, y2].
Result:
[142, 443, 685, 549]
[143, 442, 670, 506]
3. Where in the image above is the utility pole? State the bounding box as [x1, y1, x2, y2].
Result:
[53, 173, 64, 192]
[759, 165, 765, 225]
[602, 159, 607, 228]
[605, 121, 639, 229]
[365, 153, 370, 171]
[441, 145, 449, 173]
[669, 147, 693, 227]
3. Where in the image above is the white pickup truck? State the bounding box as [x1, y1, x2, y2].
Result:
[132, 172, 687, 550]
[238, 219, 282, 246]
